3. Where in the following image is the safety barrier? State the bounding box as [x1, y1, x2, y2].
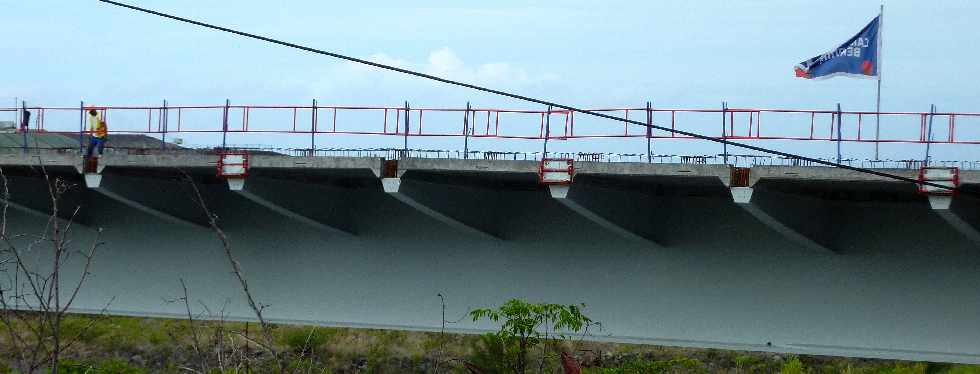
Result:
[2, 104, 979, 145]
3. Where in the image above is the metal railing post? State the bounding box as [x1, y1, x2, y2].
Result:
[79, 101, 85, 155]
[13, 97, 18, 134]
[721, 101, 728, 165]
[874, 107, 881, 160]
[836, 103, 843, 164]
[924, 104, 936, 166]
[21, 101, 28, 153]
[161, 99, 168, 150]
[403, 101, 410, 156]
[222, 99, 230, 150]
[462, 101, 470, 160]
[311, 99, 317, 155]
[542, 105, 552, 158]
[646, 101, 653, 163]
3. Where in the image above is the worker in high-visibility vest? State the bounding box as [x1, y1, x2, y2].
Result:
[85, 109, 108, 158]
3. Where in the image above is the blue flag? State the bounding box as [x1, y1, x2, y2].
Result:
[795, 15, 881, 79]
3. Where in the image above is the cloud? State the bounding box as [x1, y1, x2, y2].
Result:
[428, 47, 464, 73]
[344, 47, 557, 87]
[365, 53, 410, 70]
[476, 62, 531, 84]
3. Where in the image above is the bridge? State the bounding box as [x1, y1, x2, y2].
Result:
[1, 103, 979, 364]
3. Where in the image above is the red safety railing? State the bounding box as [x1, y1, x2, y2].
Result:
[2, 104, 979, 145]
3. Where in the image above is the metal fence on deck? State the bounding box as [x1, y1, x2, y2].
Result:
[1, 103, 979, 168]
[3, 104, 979, 143]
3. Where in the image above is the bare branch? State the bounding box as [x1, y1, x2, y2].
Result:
[1, 167, 10, 236]
[58, 296, 116, 354]
[179, 278, 209, 372]
[59, 228, 104, 314]
[180, 171, 284, 371]
[2, 233, 50, 316]
[0, 161, 110, 374]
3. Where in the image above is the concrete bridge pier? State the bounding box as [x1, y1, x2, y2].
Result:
[228, 176, 357, 237]
[84, 169, 206, 229]
[382, 176, 505, 240]
[730, 185, 835, 254]
[928, 194, 980, 246]
[3, 171, 91, 225]
[548, 183, 664, 248]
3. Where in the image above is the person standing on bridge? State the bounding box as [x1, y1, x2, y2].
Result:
[85, 109, 108, 159]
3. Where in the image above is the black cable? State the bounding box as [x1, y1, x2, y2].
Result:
[98, 0, 964, 193]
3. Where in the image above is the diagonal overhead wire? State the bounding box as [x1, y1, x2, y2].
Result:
[97, 0, 967, 193]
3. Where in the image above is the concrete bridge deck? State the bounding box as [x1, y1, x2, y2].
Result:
[1, 151, 978, 364]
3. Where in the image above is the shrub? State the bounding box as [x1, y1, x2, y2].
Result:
[585, 357, 706, 374]
[56, 359, 144, 374]
[470, 299, 596, 374]
[280, 327, 329, 353]
[781, 357, 807, 374]
[946, 366, 980, 374]
[467, 333, 516, 374]
[734, 354, 759, 369]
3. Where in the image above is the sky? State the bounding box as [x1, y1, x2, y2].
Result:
[1, 1, 978, 161]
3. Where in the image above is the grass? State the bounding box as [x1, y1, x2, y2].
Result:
[0, 314, 978, 373]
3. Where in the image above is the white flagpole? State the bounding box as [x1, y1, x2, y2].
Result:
[874, 4, 884, 160]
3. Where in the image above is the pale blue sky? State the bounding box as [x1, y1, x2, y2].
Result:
[1, 1, 977, 160]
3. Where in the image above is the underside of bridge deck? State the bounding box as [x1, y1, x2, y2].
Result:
[0, 155, 978, 364]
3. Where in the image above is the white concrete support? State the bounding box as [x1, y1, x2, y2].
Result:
[227, 178, 354, 237]
[382, 178, 498, 240]
[731, 187, 834, 254]
[75, 163, 106, 175]
[83, 173, 102, 188]
[929, 195, 980, 246]
[226, 178, 246, 192]
[85, 173, 202, 229]
[549, 185, 663, 248]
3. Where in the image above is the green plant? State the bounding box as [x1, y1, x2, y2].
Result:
[781, 357, 807, 374]
[54, 359, 144, 374]
[95, 359, 145, 374]
[946, 366, 980, 374]
[285, 358, 331, 374]
[469, 299, 596, 374]
[467, 333, 518, 374]
[882, 363, 928, 374]
[734, 354, 758, 370]
[280, 327, 329, 353]
[584, 357, 706, 374]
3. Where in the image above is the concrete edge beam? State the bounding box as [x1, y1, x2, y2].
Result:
[395, 158, 538, 178]
[576, 162, 733, 187]
[381, 178, 499, 240]
[227, 179, 355, 237]
[928, 195, 980, 246]
[549, 185, 665, 248]
[959, 171, 980, 185]
[98, 154, 215, 169]
[0, 152, 82, 170]
[731, 187, 835, 254]
[748, 166, 920, 187]
[84, 173, 203, 229]
[250, 156, 383, 178]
